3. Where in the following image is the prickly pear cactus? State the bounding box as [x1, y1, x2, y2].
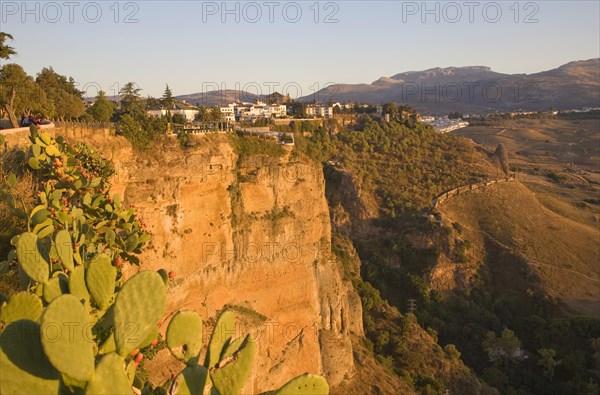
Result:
[0, 320, 60, 394]
[42, 272, 69, 303]
[54, 230, 74, 271]
[68, 265, 90, 308]
[16, 232, 49, 284]
[85, 352, 132, 395]
[170, 365, 209, 395]
[210, 335, 256, 395]
[157, 268, 169, 286]
[86, 255, 116, 310]
[166, 311, 203, 365]
[219, 336, 245, 361]
[205, 310, 236, 369]
[138, 325, 159, 350]
[40, 294, 95, 381]
[269, 373, 330, 395]
[114, 271, 166, 356]
[0, 292, 43, 324]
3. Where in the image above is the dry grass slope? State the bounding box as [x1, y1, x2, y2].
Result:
[440, 181, 599, 316]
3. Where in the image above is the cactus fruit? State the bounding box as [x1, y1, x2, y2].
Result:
[40, 294, 95, 381]
[134, 353, 144, 364]
[114, 271, 166, 356]
[85, 352, 132, 395]
[171, 365, 209, 395]
[0, 320, 60, 394]
[16, 232, 50, 284]
[86, 255, 116, 310]
[55, 230, 74, 271]
[42, 273, 69, 304]
[269, 374, 329, 395]
[204, 310, 236, 369]
[210, 335, 256, 395]
[0, 292, 43, 324]
[166, 311, 203, 365]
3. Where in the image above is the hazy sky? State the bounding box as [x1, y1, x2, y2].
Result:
[2, 1, 599, 98]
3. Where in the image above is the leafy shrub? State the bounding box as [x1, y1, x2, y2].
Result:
[444, 344, 461, 359]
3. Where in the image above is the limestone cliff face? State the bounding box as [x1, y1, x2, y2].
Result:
[103, 136, 362, 392]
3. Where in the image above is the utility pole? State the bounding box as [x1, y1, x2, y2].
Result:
[407, 299, 417, 313]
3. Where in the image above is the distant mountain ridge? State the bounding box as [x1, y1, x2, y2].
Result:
[298, 59, 599, 114]
[169, 59, 599, 114]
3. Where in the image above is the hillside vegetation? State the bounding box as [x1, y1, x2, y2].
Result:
[297, 116, 600, 394]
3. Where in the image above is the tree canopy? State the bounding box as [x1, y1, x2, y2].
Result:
[0, 32, 16, 60]
[161, 84, 174, 108]
[36, 67, 84, 120]
[87, 90, 115, 122]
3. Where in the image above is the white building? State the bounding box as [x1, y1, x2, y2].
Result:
[218, 104, 236, 122]
[220, 101, 287, 122]
[305, 103, 334, 118]
[147, 101, 199, 122]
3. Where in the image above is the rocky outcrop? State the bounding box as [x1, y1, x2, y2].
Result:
[77, 135, 363, 392]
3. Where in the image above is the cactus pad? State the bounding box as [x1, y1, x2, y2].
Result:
[270, 373, 329, 395]
[171, 365, 209, 395]
[204, 310, 236, 368]
[69, 265, 90, 308]
[114, 271, 166, 356]
[42, 273, 69, 304]
[157, 269, 169, 286]
[86, 255, 116, 310]
[0, 292, 43, 324]
[210, 334, 255, 395]
[166, 311, 203, 365]
[16, 232, 50, 284]
[138, 325, 159, 350]
[55, 230, 74, 271]
[98, 333, 117, 355]
[0, 320, 60, 394]
[40, 294, 95, 381]
[85, 352, 131, 395]
[125, 360, 137, 387]
[220, 336, 245, 361]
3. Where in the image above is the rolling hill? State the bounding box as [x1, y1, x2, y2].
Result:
[298, 59, 600, 114]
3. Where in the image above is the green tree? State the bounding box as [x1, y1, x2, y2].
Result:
[495, 143, 510, 176]
[195, 105, 209, 121]
[161, 84, 175, 108]
[482, 328, 521, 362]
[537, 348, 561, 379]
[87, 90, 115, 122]
[119, 114, 148, 150]
[36, 67, 84, 120]
[210, 106, 223, 121]
[382, 102, 399, 118]
[0, 32, 16, 60]
[145, 96, 161, 109]
[119, 82, 143, 116]
[172, 113, 186, 124]
[0, 64, 51, 127]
